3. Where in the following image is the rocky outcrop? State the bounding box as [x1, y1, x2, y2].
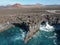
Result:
[0, 7, 60, 43]
[41, 14, 60, 25]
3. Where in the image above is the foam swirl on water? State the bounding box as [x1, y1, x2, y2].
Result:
[40, 22, 55, 32]
[26, 22, 57, 45]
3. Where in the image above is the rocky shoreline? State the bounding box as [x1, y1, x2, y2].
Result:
[0, 13, 60, 43]
[0, 8, 60, 43]
[0, 23, 14, 32]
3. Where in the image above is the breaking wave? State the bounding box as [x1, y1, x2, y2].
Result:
[0, 22, 59, 45]
[40, 22, 54, 32]
[26, 22, 57, 45]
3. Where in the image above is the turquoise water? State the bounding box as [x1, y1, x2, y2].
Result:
[0, 27, 25, 45]
[26, 22, 57, 45]
[26, 31, 56, 45]
[0, 23, 58, 45]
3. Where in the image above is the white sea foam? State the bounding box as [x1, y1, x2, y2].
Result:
[53, 39, 57, 45]
[40, 22, 55, 32]
[20, 29, 26, 40]
[12, 31, 26, 41]
[21, 32, 26, 39]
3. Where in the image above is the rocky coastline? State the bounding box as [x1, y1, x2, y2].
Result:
[0, 8, 60, 43]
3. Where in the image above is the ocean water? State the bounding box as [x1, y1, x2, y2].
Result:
[0, 22, 60, 45]
[0, 27, 25, 45]
[26, 22, 57, 45]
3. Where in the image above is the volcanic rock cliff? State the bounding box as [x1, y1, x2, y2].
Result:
[0, 4, 60, 43]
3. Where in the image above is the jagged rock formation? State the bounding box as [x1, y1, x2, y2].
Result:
[0, 5, 60, 43]
[41, 14, 60, 25]
[11, 22, 29, 32]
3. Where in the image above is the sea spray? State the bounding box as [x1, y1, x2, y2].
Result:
[40, 22, 54, 32]
[26, 22, 57, 45]
[0, 22, 58, 45]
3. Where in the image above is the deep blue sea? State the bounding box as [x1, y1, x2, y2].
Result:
[0, 22, 60, 45]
